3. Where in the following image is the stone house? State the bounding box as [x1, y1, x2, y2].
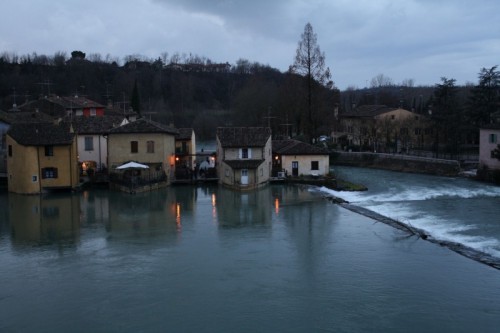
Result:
[68, 115, 128, 173]
[0, 110, 54, 174]
[107, 118, 179, 184]
[18, 95, 105, 118]
[335, 105, 432, 153]
[6, 121, 79, 194]
[216, 127, 272, 190]
[272, 139, 330, 177]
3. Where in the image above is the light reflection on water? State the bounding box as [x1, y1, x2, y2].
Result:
[0, 182, 500, 332]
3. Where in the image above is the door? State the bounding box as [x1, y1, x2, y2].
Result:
[292, 161, 299, 177]
[241, 169, 248, 185]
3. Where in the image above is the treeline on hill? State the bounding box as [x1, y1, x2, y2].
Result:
[0, 51, 338, 141]
[0, 51, 498, 147]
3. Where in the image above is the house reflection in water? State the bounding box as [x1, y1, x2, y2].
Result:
[8, 193, 80, 247]
[215, 186, 273, 228]
[104, 186, 199, 241]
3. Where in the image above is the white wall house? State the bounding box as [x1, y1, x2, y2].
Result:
[479, 125, 500, 170]
[216, 127, 272, 190]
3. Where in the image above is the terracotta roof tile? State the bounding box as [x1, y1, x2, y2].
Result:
[217, 127, 271, 147]
[273, 139, 329, 155]
[108, 118, 179, 135]
[7, 122, 74, 146]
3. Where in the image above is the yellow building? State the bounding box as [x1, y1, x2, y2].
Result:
[107, 118, 179, 185]
[336, 105, 432, 153]
[6, 122, 79, 194]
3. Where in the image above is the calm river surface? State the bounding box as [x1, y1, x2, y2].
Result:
[1, 168, 500, 333]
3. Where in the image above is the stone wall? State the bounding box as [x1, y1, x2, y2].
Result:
[331, 151, 460, 176]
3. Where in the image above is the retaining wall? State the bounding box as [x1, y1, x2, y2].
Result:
[331, 151, 461, 176]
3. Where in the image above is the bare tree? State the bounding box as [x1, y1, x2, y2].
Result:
[370, 73, 393, 88]
[291, 22, 333, 141]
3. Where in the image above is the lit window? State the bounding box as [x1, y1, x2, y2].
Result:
[42, 167, 58, 179]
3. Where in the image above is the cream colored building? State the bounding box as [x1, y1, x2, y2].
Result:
[336, 105, 432, 153]
[107, 118, 179, 184]
[272, 139, 330, 177]
[216, 127, 272, 190]
[6, 122, 79, 194]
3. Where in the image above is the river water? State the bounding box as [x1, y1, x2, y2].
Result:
[1, 168, 500, 332]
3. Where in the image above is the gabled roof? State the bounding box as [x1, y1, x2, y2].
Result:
[176, 128, 194, 140]
[45, 95, 104, 109]
[341, 105, 398, 118]
[7, 122, 74, 146]
[108, 118, 179, 135]
[481, 123, 500, 130]
[217, 127, 271, 147]
[66, 115, 126, 134]
[273, 139, 329, 155]
[0, 110, 54, 124]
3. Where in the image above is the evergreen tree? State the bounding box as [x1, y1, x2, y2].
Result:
[467, 66, 500, 126]
[130, 79, 141, 116]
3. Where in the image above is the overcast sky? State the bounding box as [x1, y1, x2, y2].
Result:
[1, 0, 498, 90]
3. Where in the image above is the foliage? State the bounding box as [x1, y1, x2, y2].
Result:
[429, 77, 463, 156]
[0, 50, 337, 141]
[467, 66, 500, 126]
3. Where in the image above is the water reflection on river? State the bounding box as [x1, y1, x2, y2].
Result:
[1, 183, 500, 333]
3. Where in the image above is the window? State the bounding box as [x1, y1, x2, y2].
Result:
[42, 167, 58, 179]
[8, 145, 12, 157]
[240, 148, 251, 159]
[42, 206, 59, 218]
[84, 137, 94, 151]
[391, 115, 395, 120]
[311, 161, 319, 171]
[415, 128, 422, 135]
[90, 108, 96, 116]
[32, 175, 38, 182]
[131, 141, 138, 153]
[45, 145, 54, 156]
[489, 134, 498, 144]
[147, 140, 155, 153]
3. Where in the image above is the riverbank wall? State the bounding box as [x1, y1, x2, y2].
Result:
[331, 151, 461, 176]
